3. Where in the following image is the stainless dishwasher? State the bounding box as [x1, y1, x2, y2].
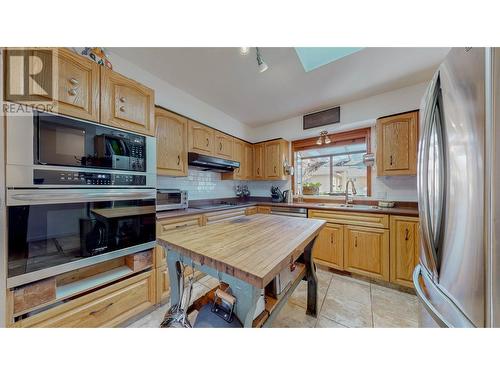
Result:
[269, 206, 307, 218]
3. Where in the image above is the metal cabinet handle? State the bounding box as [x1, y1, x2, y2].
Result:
[68, 88, 77, 96]
[119, 105, 125, 112]
[175, 223, 188, 229]
[69, 77, 79, 85]
[219, 142, 223, 151]
[89, 302, 113, 316]
[119, 97, 126, 103]
[390, 155, 393, 166]
[206, 138, 209, 147]
[257, 167, 260, 175]
[177, 155, 180, 165]
[354, 236, 358, 247]
[405, 228, 409, 241]
[274, 165, 277, 173]
[330, 233, 334, 245]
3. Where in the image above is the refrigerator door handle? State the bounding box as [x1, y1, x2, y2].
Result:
[418, 75, 440, 277]
[413, 265, 452, 328]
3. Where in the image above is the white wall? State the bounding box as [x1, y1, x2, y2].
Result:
[249, 82, 428, 202]
[249, 82, 428, 142]
[107, 51, 253, 140]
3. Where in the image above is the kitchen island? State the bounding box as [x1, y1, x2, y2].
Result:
[157, 214, 326, 327]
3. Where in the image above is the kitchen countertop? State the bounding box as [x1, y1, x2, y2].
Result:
[156, 200, 419, 219]
[157, 214, 326, 288]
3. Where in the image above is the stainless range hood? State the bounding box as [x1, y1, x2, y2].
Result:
[188, 152, 240, 172]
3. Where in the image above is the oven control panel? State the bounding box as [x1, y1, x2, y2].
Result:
[34, 170, 147, 186]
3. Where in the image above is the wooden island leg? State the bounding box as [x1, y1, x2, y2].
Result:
[304, 238, 318, 317]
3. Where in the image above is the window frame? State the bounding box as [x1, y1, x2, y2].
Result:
[291, 127, 372, 196]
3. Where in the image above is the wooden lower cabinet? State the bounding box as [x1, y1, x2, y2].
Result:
[313, 223, 344, 270]
[257, 206, 271, 214]
[156, 265, 170, 304]
[13, 271, 155, 328]
[390, 216, 420, 288]
[344, 225, 390, 281]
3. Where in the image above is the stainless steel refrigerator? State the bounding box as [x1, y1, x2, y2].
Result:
[414, 47, 500, 327]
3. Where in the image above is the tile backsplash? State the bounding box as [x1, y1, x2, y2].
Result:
[157, 169, 290, 200]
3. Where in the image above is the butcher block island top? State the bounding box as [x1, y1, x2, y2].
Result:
[157, 214, 326, 288]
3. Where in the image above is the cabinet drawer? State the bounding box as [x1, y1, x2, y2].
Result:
[245, 206, 258, 215]
[205, 208, 247, 224]
[308, 209, 389, 229]
[156, 215, 204, 236]
[14, 271, 155, 327]
[344, 226, 389, 281]
[257, 206, 271, 214]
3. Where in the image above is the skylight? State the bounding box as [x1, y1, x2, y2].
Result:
[294, 47, 364, 72]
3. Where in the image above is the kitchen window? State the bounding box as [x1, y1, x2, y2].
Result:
[292, 128, 371, 197]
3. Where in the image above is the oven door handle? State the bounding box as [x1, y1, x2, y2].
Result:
[7, 189, 156, 205]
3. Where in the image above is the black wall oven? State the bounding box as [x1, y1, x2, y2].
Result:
[6, 189, 156, 288]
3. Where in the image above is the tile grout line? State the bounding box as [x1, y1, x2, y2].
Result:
[314, 274, 334, 327]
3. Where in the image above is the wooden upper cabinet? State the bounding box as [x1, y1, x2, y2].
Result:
[376, 111, 418, 176]
[232, 140, 245, 179]
[214, 131, 234, 159]
[56, 49, 100, 122]
[188, 120, 215, 156]
[100, 67, 155, 136]
[313, 223, 344, 270]
[4, 48, 100, 122]
[264, 139, 289, 180]
[155, 108, 188, 176]
[253, 144, 265, 179]
[343, 225, 389, 281]
[244, 143, 253, 179]
[390, 216, 420, 288]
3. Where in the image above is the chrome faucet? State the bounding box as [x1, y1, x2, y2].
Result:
[345, 179, 357, 205]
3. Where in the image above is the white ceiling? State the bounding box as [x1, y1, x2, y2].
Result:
[110, 47, 450, 127]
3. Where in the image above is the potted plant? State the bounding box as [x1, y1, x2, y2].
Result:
[302, 182, 321, 195]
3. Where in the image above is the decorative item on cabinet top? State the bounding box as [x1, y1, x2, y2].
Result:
[72, 47, 113, 69]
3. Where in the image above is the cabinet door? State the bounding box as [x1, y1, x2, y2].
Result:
[376, 111, 418, 176]
[188, 120, 214, 155]
[344, 225, 389, 281]
[313, 223, 344, 270]
[244, 143, 253, 179]
[156, 265, 170, 304]
[56, 49, 100, 121]
[265, 142, 280, 178]
[253, 144, 265, 179]
[100, 67, 155, 136]
[390, 216, 419, 287]
[4, 48, 100, 122]
[232, 140, 245, 179]
[214, 131, 233, 159]
[156, 108, 188, 176]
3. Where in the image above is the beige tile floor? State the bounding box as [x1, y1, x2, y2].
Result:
[127, 268, 419, 328]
